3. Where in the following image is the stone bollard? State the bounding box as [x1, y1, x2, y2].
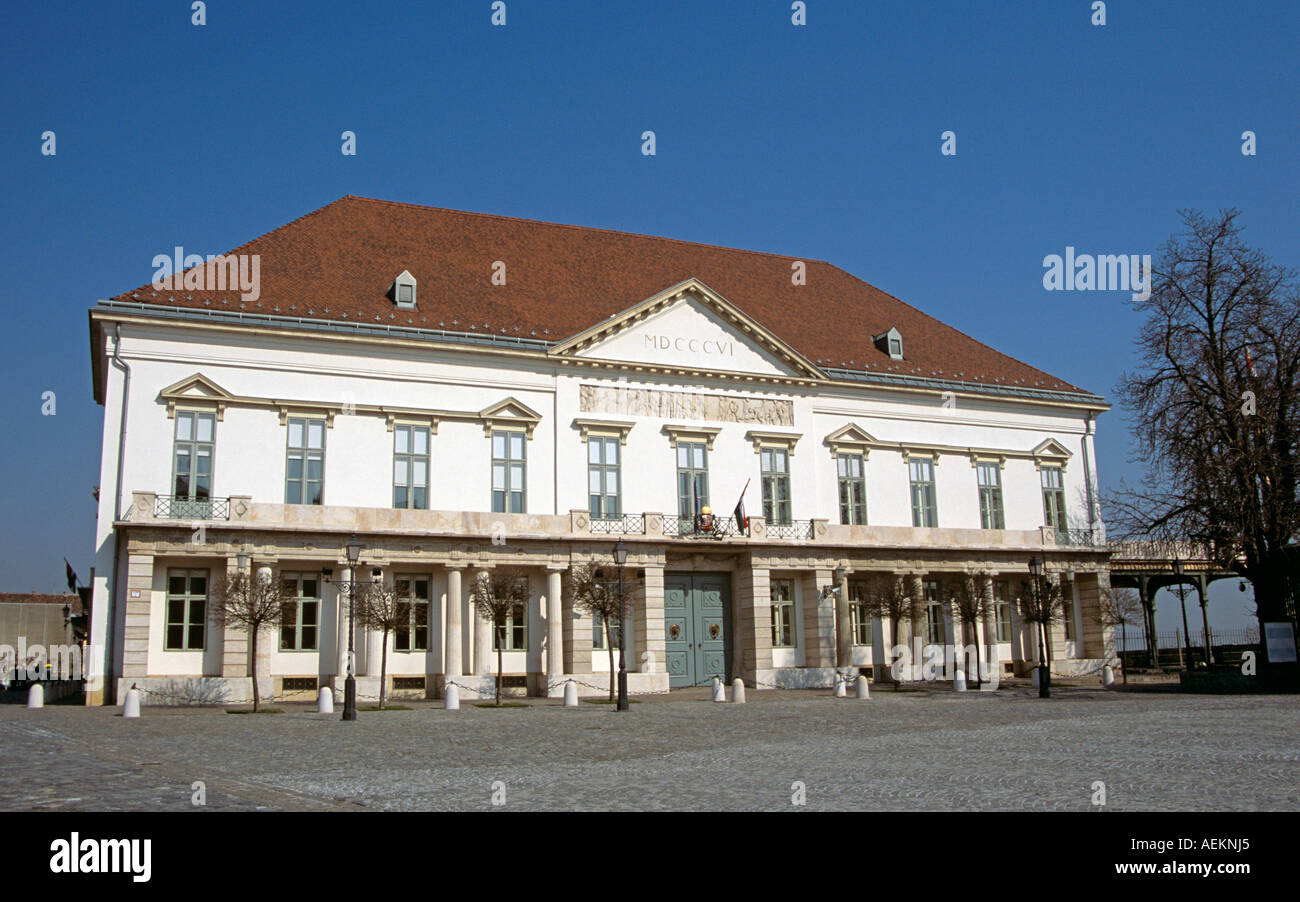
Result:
[1102, 665, 1115, 688]
[731, 678, 746, 704]
[27, 683, 44, 708]
[123, 685, 141, 718]
[444, 684, 460, 710]
[711, 676, 725, 702]
[1031, 667, 1040, 690]
[563, 681, 579, 707]
[855, 676, 870, 699]
[834, 674, 847, 697]
[954, 668, 967, 692]
[317, 686, 334, 714]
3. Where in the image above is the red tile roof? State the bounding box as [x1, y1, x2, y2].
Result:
[107, 196, 1093, 397]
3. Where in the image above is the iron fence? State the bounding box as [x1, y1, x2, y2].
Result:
[662, 514, 740, 539]
[764, 520, 815, 540]
[589, 514, 646, 535]
[155, 495, 231, 520]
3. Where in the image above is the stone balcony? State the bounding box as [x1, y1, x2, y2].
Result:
[121, 491, 1108, 555]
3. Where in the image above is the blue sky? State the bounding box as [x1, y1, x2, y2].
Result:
[1, 1, 1295, 631]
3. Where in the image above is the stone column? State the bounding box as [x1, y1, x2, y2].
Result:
[1008, 580, 1026, 670]
[636, 565, 665, 676]
[910, 574, 926, 681]
[221, 561, 248, 679]
[835, 567, 852, 668]
[444, 566, 463, 679]
[800, 569, 836, 669]
[122, 552, 154, 681]
[563, 568, 593, 674]
[1076, 570, 1105, 661]
[980, 575, 996, 680]
[734, 565, 773, 684]
[545, 566, 564, 685]
[473, 569, 493, 675]
[871, 614, 887, 682]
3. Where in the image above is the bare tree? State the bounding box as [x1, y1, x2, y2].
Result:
[354, 578, 427, 710]
[861, 573, 914, 690]
[1017, 573, 1065, 693]
[469, 569, 530, 705]
[1098, 585, 1143, 684]
[568, 563, 638, 702]
[209, 568, 292, 712]
[1112, 208, 1300, 677]
[942, 572, 992, 687]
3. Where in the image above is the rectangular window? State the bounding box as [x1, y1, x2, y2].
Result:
[848, 581, 871, 646]
[770, 579, 796, 647]
[172, 411, 215, 512]
[994, 580, 1012, 643]
[1041, 466, 1067, 531]
[279, 573, 321, 651]
[592, 611, 623, 650]
[1061, 578, 1076, 642]
[393, 425, 430, 510]
[760, 447, 792, 526]
[588, 436, 621, 520]
[285, 417, 325, 505]
[976, 461, 1005, 530]
[165, 569, 208, 651]
[493, 600, 528, 651]
[836, 453, 867, 525]
[394, 576, 430, 652]
[492, 430, 526, 513]
[909, 457, 938, 527]
[676, 442, 709, 519]
[923, 579, 944, 645]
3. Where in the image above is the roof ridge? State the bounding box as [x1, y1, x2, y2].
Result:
[339, 195, 832, 266]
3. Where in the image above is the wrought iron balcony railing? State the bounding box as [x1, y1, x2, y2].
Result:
[763, 520, 814, 540]
[589, 514, 646, 535]
[155, 495, 231, 520]
[663, 514, 741, 539]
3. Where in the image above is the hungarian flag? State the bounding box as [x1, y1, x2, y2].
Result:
[1245, 345, 1258, 377]
[733, 480, 750, 535]
[64, 559, 79, 593]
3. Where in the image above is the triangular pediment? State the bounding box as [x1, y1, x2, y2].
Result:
[160, 372, 235, 401]
[1031, 438, 1072, 461]
[479, 397, 542, 438]
[825, 423, 879, 453]
[550, 279, 825, 381]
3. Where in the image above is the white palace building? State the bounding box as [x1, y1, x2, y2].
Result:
[85, 196, 1113, 705]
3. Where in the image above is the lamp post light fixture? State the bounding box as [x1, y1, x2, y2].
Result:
[342, 534, 363, 721]
[1029, 556, 1049, 698]
[614, 538, 629, 712]
[1172, 559, 1194, 670]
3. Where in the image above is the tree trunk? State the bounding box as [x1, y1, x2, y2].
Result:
[379, 627, 389, 710]
[606, 618, 616, 702]
[496, 626, 504, 706]
[890, 619, 901, 691]
[250, 627, 260, 713]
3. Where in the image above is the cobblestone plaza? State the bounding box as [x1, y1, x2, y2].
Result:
[3, 686, 1296, 812]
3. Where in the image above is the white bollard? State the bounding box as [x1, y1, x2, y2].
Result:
[563, 681, 579, 707]
[27, 683, 44, 708]
[731, 678, 746, 703]
[444, 684, 460, 710]
[123, 686, 141, 718]
[317, 686, 334, 713]
[954, 668, 967, 692]
[1102, 665, 1115, 688]
[711, 676, 725, 702]
[855, 676, 870, 699]
[834, 674, 847, 697]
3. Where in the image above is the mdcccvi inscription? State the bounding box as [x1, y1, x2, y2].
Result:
[579, 384, 794, 426]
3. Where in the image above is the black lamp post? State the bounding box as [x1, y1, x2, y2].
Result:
[1172, 559, 1194, 670]
[342, 534, 363, 721]
[1029, 556, 1049, 698]
[614, 538, 629, 712]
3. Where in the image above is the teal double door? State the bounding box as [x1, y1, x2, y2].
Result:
[664, 572, 732, 688]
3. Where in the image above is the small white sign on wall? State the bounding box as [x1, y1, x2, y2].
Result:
[1264, 622, 1297, 663]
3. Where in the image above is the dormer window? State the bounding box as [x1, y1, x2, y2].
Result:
[393, 270, 417, 309]
[874, 327, 904, 360]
